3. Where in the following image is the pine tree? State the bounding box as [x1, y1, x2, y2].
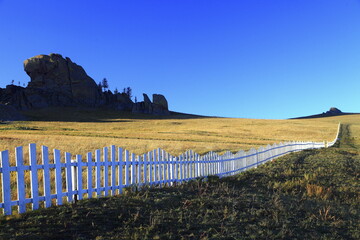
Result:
[102, 78, 109, 91]
[126, 87, 132, 99]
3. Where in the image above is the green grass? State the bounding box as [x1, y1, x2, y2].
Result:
[0, 124, 358, 239]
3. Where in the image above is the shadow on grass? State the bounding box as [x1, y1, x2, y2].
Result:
[20, 107, 212, 122]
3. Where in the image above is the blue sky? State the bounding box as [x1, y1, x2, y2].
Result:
[0, 0, 359, 119]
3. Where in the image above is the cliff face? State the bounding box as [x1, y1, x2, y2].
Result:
[0, 53, 169, 115]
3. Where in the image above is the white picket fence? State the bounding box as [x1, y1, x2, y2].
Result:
[0, 124, 340, 215]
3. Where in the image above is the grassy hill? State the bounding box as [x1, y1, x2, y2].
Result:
[0, 116, 358, 239]
[0, 107, 345, 158]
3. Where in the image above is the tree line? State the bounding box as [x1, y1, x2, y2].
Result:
[98, 78, 134, 101]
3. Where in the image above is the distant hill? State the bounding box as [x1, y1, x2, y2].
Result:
[292, 107, 358, 119]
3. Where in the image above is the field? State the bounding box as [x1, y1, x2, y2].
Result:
[0, 110, 359, 239]
[0, 108, 346, 157]
[0, 115, 360, 240]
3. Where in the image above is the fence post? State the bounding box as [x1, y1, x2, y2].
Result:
[143, 153, 148, 184]
[125, 150, 130, 187]
[169, 155, 174, 186]
[153, 149, 157, 184]
[76, 155, 83, 200]
[208, 154, 211, 175]
[137, 155, 141, 185]
[30, 144, 39, 210]
[104, 147, 109, 196]
[158, 149, 163, 185]
[16, 146, 26, 214]
[131, 153, 136, 185]
[42, 146, 52, 208]
[71, 159, 78, 203]
[149, 151, 153, 185]
[54, 149, 63, 205]
[111, 145, 116, 195]
[167, 153, 171, 185]
[95, 149, 101, 197]
[1, 150, 11, 215]
[118, 148, 124, 193]
[176, 156, 180, 184]
[87, 152, 94, 199]
[179, 154, 184, 182]
[65, 152, 73, 202]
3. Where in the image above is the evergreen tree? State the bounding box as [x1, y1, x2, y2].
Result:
[102, 78, 109, 91]
[126, 87, 132, 99]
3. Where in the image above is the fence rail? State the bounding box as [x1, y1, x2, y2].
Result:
[0, 124, 340, 215]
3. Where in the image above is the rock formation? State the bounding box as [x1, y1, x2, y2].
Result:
[153, 94, 168, 109]
[292, 107, 352, 119]
[24, 53, 101, 107]
[0, 53, 169, 116]
[132, 94, 170, 115]
[326, 107, 342, 115]
[0, 104, 25, 121]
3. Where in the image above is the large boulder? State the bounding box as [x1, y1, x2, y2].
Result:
[24, 53, 101, 106]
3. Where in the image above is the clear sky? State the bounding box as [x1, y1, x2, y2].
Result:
[0, 0, 359, 119]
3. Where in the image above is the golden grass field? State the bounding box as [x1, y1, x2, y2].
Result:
[0, 108, 359, 208]
[1, 108, 357, 159]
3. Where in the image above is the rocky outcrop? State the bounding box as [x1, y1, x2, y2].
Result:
[292, 107, 352, 119]
[0, 85, 30, 110]
[101, 90, 134, 111]
[23, 53, 101, 107]
[132, 94, 169, 115]
[326, 107, 342, 115]
[153, 94, 168, 109]
[0, 53, 169, 115]
[0, 104, 25, 121]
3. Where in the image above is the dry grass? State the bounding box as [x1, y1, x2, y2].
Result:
[0, 110, 359, 238]
[306, 184, 333, 200]
[1, 111, 352, 159]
